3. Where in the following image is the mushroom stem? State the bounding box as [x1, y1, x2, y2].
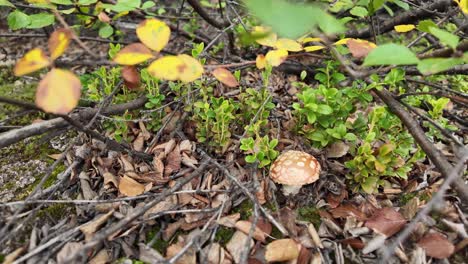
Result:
[282, 185, 302, 196]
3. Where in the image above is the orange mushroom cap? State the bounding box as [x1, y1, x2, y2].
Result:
[269, 150, 321, 186]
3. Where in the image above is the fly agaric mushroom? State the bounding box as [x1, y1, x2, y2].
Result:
[269, 150, 321, 195]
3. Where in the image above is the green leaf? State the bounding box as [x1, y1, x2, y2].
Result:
[141, 1, 155, 9]
[51, 0, 74, 4]
[244, 0, 344, 39]
[363, 43, 419, 66]
[417, 57, 464, 75]
[99, 24, 114, 38]
[27, 13, 55, 29]
[78, 0, 98, 4]
[7, 10, 31, 30]
[350, 6, 368, 18]
[361, 176, 378, 193]
[245, 155, 257, 163]
[417, 20, 437, 33]
[317, 104, 333, 115]
[0, 0, 14, 8]
[428, 27, 459, 49]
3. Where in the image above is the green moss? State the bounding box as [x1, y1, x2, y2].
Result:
[37, 204, 71, 220]
[146, 227, 170, 253]
[398, 192, 417, 206]
[298, 206, 321, 227]
[214, 227, 235, 245]
[232, 200, 254, 220]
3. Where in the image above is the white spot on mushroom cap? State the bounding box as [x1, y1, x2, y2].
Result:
[269, 150, 321, 186]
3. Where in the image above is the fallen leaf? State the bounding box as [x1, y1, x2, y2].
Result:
[417, 232, 455, 259]
[339, 238, 364, 249]
[166, 236, 196, 264]
[119, 175, 145, 196]
[48, 28, 72, 60]
[122, 65, 141, 90]
[212, 68, 239, 87]
[265, 49, 288, 67]
[164, 146, 181, 176]
[89, 249, 109, 264]
[226, 231, 254, 264]
[217, 213, 241, 228]
[274, 38, 303, 52]
[265, 239, 300, 262]
[113, 43, 154, 65]
[136, 18, 170, 52]
[394, 24, 415, 33]
[56, 242, 83, 264]
[79, 210, 114, 241]
[365, 207, 406, 237]
[346, 39, 377, 59]
[14, 48, 50, 76]
[235, 220, 267, 242]
[2, 247, 24, 264]
[330, 204, 367, 221]
[256, 54, 266, 69]
[203, 243, 226, 264]
[102, 171, 119, 188]
[177, 54, 204, 82]
[326, 141, 349, 158]
[35, 68, 81, 114]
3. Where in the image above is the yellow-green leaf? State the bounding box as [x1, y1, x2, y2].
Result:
[35, 69, 81, 114]
[147, 56, 185, 81]
[455, 0, 467, 14]
[265, 49, 288, 67]
[304, 45, 325, 52]
[136, 18, 170, 52]
[256, 54, 266, 69]
[48, 28, 72, 60]
[113, 43, 154, 65]
[274, 38, 302, 52]
[394, 24, 415, 33]
[178, 54, 204, 82]
[334, 38, 351, 45]
[299, 37, 323, 43]
[14, 48, 50, 76]
[252, 26, 277, 47]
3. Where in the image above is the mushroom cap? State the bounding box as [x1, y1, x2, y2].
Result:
[269, 150, 321, 185]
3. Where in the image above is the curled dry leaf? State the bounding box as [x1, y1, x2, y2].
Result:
[14, 48, 50, 76]
[235, 220, 267, 242]
[102, 172, 118, 188]
[212, 68, 239, 87]
[113, 43, 154, 65]
[79, 210, 114, 241]
[417, 232, 455, 259]
[122, 66, 141, 90]
[97, 12, 111, 23]
[35, 68, 81, 114]
[48, 28, 72, 60]
[346, 39, 377, 59]
[164, 146, 181, 177]
[119, 175, 145, 196]
[265, 239, 300, 262]
[136, 18, 170, 52]
[365, 207, 406, 237]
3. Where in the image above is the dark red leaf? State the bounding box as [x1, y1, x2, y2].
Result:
[365, 207, 406, 237]
[417, 232, 455, 259]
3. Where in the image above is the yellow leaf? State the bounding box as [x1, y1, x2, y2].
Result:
[177, 54, 204, 82]
[334, 38, 351, 45]
[300, 37, 323, 43]
[212, 68, 239, 87]
[394, 24, 416, 33]
[35, 69, 81, 114]
[14, 48, 50, 76]
[455, 0, 468, 14]
[274, 38, 303, 52]
[256, 54, 266, 69]
[304, 45, 325, 52]
[265, 49, 288, 67]
[113, 43, 154, 65]
[252, 26, 277, 47]
[136, 18, 171, 52]
[48, 28, 73, 60]
[147, 56, 185, 81]
[119, 175, 145, 197]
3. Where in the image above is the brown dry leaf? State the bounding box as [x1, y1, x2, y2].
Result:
[48, 28, 73, 60]
[417, 232, 455, 259]
[163, 219, 184, 240]
[3, 247, 24, 264]
[103, 171, 119, 188]
[365, 207, 406, 237]
[326, 189, 348, 208]
[122, 65, 141, 90]
[248, 216, 272, 236]
[330, 204, 367, 221]
[218, 213, 241, 228]
[340, 238, 365, 249]
[133, 134, 145, 152]
[401, 197, 419, 220]
[226, 231, 254, 264]
[255, 180, 267, 205]
[181, 152, 198, 169]
[89, 249, 109, 264]
[166, 236, 196, 264]
[56, 242, 83, 264]
[153, 139, 176, 157]
[212, 68, 239, 87]
[346, 39, 377, 59]
[79, 210, 114, 241]
[179, 140, 194, 153]
[164, 146, 181, 177]
[326, 141, 349, 158]
[152, 156, 164, 178]
[203, 243, 226, 264]
[35, 69, 81, 114]
[119, 175, 145, 196]
[235, 220, 267, 242]
[265, 239, 300, 262]
[139, 243, 165, 263]
[119, 155, 135, 172]
[143, 196, 176, 219]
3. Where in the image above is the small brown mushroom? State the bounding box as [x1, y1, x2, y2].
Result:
[269, 150, 321, 195]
